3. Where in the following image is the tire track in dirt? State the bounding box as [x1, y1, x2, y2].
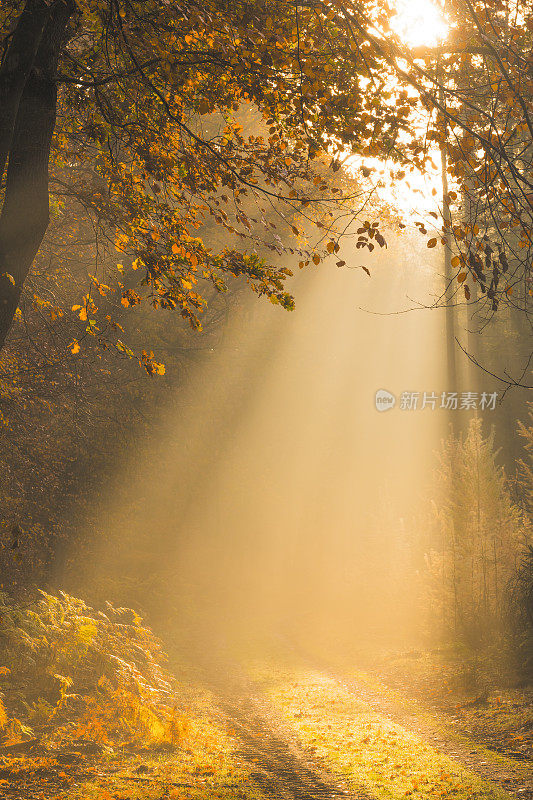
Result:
[198, 663, 370, 800]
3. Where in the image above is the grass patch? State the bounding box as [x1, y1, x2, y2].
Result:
[356, 651, 533, 762]
[250, 664, 512, 800]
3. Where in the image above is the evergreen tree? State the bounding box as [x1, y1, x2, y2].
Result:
[430, 418, 526, 646]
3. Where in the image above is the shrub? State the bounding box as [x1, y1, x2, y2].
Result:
[0, 590, 183, 748]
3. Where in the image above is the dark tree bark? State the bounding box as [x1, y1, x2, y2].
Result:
[0, 0, 52, 182]
[0, 0, 75, 350]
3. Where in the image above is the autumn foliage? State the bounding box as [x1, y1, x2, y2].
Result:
[0, 591, 184, 749]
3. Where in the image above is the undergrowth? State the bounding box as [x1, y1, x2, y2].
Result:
[0, 590, 185, 749]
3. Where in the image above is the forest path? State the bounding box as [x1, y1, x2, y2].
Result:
[197, 659, 369, 800]
[331, 668, 533, 799]
[200, 656, 532, 800]
[3, 655, 530, 800]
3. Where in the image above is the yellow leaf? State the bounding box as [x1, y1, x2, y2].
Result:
[312, 254, 320, 265]
[78, 308, 88, 321]
[172, 243, 180, 254]
[451, 256, 460, 268]
[69, 341, 80, 354]
[0, 698, 8, 730]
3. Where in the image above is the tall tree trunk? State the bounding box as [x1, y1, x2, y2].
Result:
[441, 142, 458, 396]
[0, 0, 75, 350]
[0, 0, 52, 183]
[437, 69, 458, 414]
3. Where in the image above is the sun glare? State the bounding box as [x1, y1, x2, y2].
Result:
[392, 0, 448, 48]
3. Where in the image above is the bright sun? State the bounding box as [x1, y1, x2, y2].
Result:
[392, 0, 448, 48]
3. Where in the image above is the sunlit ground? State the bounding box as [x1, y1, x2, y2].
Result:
[252, 665, 514, 800]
